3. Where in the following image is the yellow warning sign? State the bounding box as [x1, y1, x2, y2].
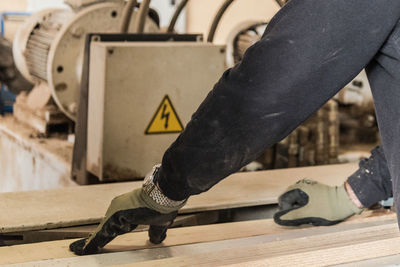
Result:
[145, 95, 184, 134]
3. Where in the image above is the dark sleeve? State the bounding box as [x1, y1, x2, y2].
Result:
[347, 146, 392, 208]
[156, 0, 400, 201]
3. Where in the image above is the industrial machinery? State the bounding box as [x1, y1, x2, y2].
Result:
[12, 0, 159, 133]
[6, 0, 228, 185]
[72, 33, 226, 183]
[225, 21, 268, 67]
[0, 35, 33, 114]
[3, 0, 376, 187]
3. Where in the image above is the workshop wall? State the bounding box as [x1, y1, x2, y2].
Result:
[0, 0, 27, 12]
[0, 0, 27, 41]
[27, 0, 68, 11]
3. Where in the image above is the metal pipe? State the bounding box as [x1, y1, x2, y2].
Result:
[275, 0, 286, 8]
[167, 0, 189, 33]
[207, 0, 235, 43]
[120, 0, 138, 33]
[134, 0, 151, 33]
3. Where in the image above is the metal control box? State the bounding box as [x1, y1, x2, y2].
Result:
[87, 41, 226, 180]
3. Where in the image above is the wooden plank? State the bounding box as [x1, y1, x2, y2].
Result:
[336, 253, 400, 267]
[0, 163, 357, 233]
[121, 223, 400, 267]
[185, 163, 355, 213]
[228, 237, 400, 267]
[0, 212, 395, 265]
[0, 225, 98, 246]
[9, 216, 397, 267]
[1, 213, 218, 246]
[0, 218, 292, 265]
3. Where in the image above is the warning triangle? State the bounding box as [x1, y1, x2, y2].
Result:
[145, 95, 184, 134]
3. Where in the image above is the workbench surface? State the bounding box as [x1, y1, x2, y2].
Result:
[1, 210, 397, 266]
[0, 163, 357, 233]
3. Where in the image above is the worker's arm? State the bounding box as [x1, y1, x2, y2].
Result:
[156, 1, 400, 202]
[274, 146, 392, 226]
[71, 0, 400, 255]
[347, 146, 392, 208]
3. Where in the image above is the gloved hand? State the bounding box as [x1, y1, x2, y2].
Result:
[274, 179, 363, 226]
[69, 165, 186, 255]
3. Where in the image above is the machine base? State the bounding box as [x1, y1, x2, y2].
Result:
[0, 115, 76, 192]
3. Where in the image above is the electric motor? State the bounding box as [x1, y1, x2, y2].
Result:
[13, 2, 158, 120]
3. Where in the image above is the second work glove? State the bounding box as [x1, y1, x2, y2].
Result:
[274, 179, 363, 226]
[69, 165, 186, 255]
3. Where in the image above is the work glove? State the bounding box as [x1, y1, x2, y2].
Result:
[274, 179, 363, 226]
[69, 165, 186, 255]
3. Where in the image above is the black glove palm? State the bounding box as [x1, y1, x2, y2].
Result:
[70, 166, 186, 255]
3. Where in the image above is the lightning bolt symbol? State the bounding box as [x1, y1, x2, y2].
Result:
[161, 104, 170, 129]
